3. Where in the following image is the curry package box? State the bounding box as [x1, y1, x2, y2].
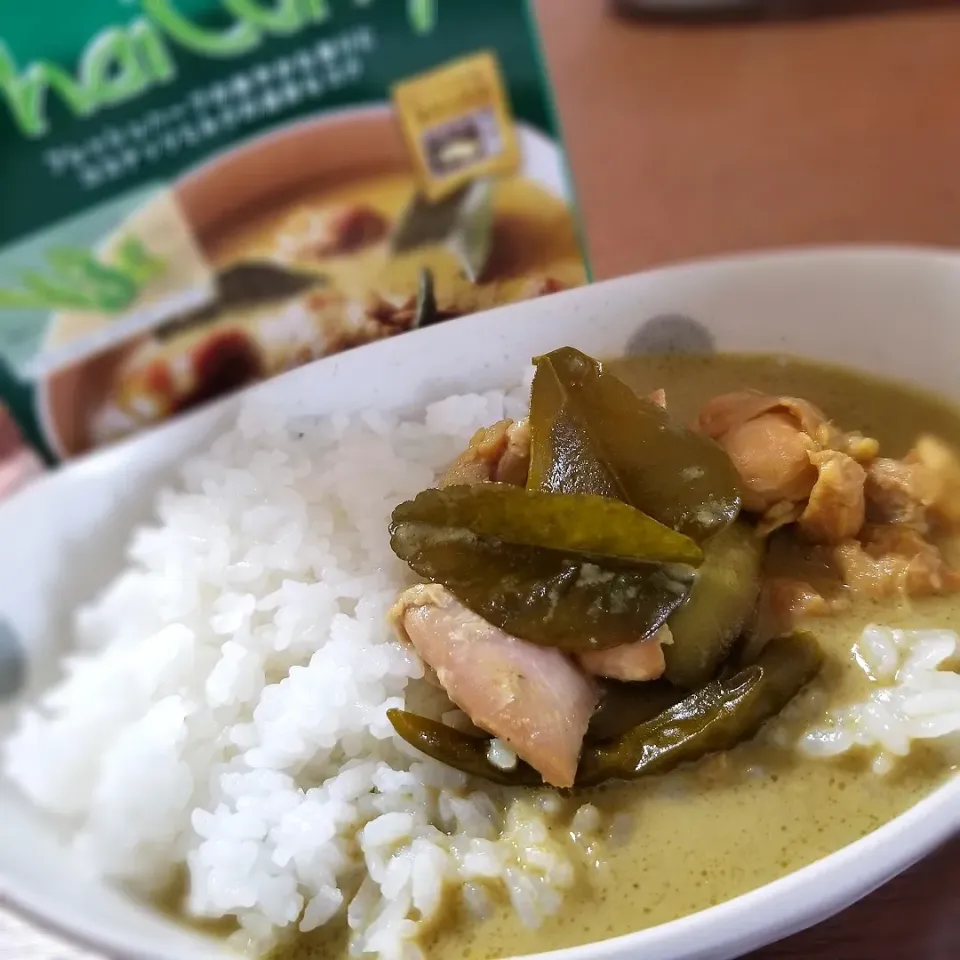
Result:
[0, 0, 587, 462]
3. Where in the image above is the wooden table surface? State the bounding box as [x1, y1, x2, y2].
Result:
[536, 0, 960, 280]
[534, 2, 960, 957]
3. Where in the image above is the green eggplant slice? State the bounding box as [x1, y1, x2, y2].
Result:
[663, 521, 765, 689]
[387, 709, 543, 786]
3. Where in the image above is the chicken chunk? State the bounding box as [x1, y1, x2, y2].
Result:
[815, 425, 880, 463]
[698, 390, 827, 442]
[577, 625, 670, 682]
[392, 585, 598, 788]
[700, 390, 883, 532]
[438, 418, 531, 488]
[833, 525, 960, 599]
[755, 500, 805, 538]
[497, 419, 532, 487]
[797, 450, 866, 544]
[860, 436, 960, 532]
[717, 412, 819, 512]
[751, 577, 839, 646]
[906, 435, 960, 527]
[864, 457, 931, 527]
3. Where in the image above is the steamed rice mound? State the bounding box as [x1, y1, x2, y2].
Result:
[2, 382, 586, 959]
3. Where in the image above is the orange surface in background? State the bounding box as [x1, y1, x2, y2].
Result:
[539, 1, 960, 280]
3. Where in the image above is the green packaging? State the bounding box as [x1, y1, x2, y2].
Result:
[0, 0, 588, 461]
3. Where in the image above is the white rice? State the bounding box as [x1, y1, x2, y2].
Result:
[799, 625, 960, 773]
[486, 739, 519, 771]
[2, 379, 582, 960]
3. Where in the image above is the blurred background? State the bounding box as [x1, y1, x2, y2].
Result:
[540, 0, 960, 280]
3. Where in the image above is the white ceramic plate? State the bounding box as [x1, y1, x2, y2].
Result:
[1, 246, 958, 960]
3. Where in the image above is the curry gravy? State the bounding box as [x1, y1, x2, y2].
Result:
[280, 354, 960, 960]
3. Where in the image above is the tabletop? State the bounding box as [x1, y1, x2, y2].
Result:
[535, 0, 960, 281]
[2, 2, 959, 959]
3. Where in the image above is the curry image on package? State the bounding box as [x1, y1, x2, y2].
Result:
[0, 2, 587, 461]
[43, 95, 584, 457]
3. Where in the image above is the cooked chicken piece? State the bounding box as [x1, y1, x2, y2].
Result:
[717, 412, 819, 512]
[816, 425, 880, 463]
[577, 625, 670, 682]
[756, 500, 805, 537]
[700, 390, 883, 530]
[765, 577, 833, 621]
[750, 576, 843, 646]
[797, 450, 866, 544]
[864, 457, 931, 527]
[438, 418, 531, 488]
[700, 389, 881, 463]
[906, 435, 960, 527]
[833, 525, 960, 599]
[648, 388, 667, 410]
[391, 585, 598, 788]
[698, 390, 827, 441]
[498, 419, 532, 487]
[699, 391, 785, 439]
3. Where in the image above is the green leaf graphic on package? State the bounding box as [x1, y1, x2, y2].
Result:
[0, 238, 165, 313]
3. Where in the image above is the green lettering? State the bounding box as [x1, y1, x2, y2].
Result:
[299, 0, 331, 23]
[0, 42, 94, 139]
[351, 0, 436, 34]
[224, 0, 304, 35]
[409, 0, 436, 34]
[81, 28, 149, 108]
[0, 0, 384, 140]
[36, 65, 97, 118]
[142, 0, 261, 57]
[130, 18, 177, 85]
[0, 44, 41, 137]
